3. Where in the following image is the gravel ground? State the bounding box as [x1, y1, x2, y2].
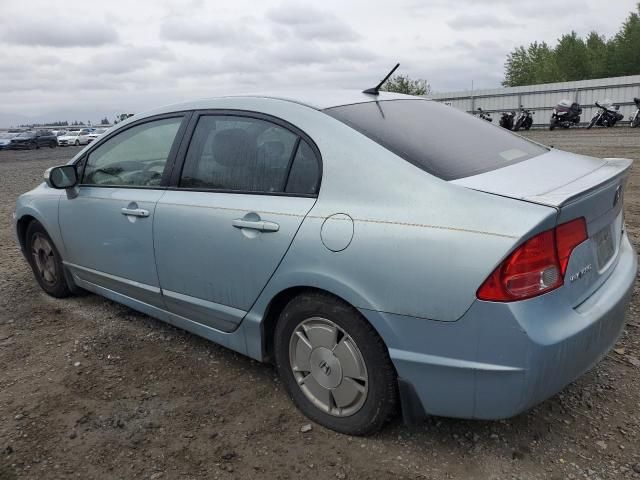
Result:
[0, 129, 638, 480]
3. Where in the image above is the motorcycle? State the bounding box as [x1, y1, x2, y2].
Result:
[499, 111, 515, 130]
[549, 99, 582, 130]
[475, 107, 492, 122]
[587, 100, 624, 129]
[629, 97, 640, 127]
[513, 105, 534, 131]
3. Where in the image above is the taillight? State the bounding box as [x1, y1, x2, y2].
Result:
[477, 217, 587, 302]
[556, 218, 588, 275]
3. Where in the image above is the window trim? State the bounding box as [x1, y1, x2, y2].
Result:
[74, 112, 192, 190]
[169, 109, 322, 197]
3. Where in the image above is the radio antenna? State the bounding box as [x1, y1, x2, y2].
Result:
[363, 63, 400, 95]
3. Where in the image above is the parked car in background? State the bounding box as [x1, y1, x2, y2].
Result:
[10, 130, 57, 149]
[0, 132, 20, 150]
[13, 91, 637, 435]
[87, 128, 108, 143]
[57, 130, 90, 147]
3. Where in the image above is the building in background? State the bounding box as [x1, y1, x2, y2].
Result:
[429, 74, 640, 126]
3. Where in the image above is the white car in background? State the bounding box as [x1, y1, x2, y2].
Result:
[57, 130, 90, 147]
[86, 128, 108, 143]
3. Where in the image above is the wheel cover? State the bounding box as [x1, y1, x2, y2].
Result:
[289, 317, 368, 417]
[31, 233, 57, 285]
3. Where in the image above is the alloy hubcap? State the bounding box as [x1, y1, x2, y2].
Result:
[289, 317, 368, 417]
[31, 234, 57, 285]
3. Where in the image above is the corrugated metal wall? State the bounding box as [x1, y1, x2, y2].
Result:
[428, 75, 640, 126]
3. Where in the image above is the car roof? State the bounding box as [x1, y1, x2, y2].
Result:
[227, 89, 422, 110]
[146, 89, 423, 115]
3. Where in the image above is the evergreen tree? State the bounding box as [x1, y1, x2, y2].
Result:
[503, 4, 640, 86]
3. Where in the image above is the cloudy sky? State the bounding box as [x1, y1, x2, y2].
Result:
[0, 0, 636, 126]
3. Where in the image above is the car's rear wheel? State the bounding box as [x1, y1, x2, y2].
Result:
[27, 142, 36, 150]
[25, 221, 71, 298]
[274, 292, 397, 435]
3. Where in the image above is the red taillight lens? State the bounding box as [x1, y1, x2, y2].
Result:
[477, 217, 587, 302]
[556, 217, 588, 274]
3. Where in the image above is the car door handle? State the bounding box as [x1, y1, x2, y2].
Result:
[121, 207, 149, 218]
[232, 218, 279, 232]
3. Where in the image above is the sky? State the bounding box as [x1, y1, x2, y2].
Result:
[0, 0, 636, 127]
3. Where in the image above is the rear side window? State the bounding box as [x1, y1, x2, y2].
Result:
[82, 117, 182, 187]
[285, 140, 320, 195]
[180, 115, 320, 195]
[324, 100, 547, 180]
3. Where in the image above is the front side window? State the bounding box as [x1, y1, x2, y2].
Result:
[82, 117, 182, 187]
[180, 115, 299, 193]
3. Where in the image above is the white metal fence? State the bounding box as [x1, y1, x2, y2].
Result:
[429, 75, 640, 126]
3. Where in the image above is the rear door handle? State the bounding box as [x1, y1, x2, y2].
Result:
[232, 218, 279, 232]
[121, 207, 149, 218]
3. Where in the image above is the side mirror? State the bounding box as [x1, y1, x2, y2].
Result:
[44, 165, 78, 189]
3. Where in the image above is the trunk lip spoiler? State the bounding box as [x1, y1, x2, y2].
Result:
[523, 158, 632, 208]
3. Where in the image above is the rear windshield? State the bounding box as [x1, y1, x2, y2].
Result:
[324, 99, 547, 180]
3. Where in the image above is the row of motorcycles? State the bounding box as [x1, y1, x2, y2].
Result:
[475, 106, 534, 131]
[475, 97, 640, 130]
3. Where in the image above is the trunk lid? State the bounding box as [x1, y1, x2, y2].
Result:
[453, 150, 632, 307]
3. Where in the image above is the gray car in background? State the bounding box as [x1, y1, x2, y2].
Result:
[13, 91, 637, 435]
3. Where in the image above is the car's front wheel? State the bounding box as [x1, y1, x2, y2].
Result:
[25, 221, 71, 298]
[75, 140, 79, 146]
[274, 292, 397, 435]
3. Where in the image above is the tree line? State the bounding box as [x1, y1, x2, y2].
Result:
[503, 4, 640, 86]
[17, 117, 112, 128]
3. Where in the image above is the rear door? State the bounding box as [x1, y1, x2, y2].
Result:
[153, 111, 321, 331]
[59, 114, 188, 307]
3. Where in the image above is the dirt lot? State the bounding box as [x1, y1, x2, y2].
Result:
[0, 129, 639, 480]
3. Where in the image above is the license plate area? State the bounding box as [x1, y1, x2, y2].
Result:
[594, 225, 615, 270]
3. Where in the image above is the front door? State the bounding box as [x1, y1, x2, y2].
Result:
[59, 115, 186, 307]
[154, 113, 321, 331]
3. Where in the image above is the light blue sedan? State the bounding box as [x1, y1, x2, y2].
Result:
[14, 90, 637, 435]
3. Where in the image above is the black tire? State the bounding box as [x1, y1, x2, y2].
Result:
[549, 120, 556, 131]
[25, 221, 71, 298]
[49, 141, 57, 148]
[27, 142, 36, 150]
[75, 140, 79, 146]
[634, 116, 640, 128]
[274, 292, 398, 435]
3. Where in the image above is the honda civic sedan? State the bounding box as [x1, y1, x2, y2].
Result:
[14, 91, 637, 435]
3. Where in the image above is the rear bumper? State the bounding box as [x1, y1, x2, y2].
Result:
[361, 233, 637, 421]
